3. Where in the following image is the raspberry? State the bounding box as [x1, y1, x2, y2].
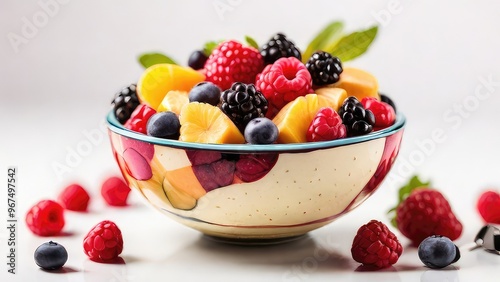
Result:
[305, 51, 343, 86]
[111, 84, 140, 124]
[83, 220, 123, 262]
[101, 176, 131, 206]
[58, 183, 90, 211]
[255, 57, 313, 118]
[26, 200, 65, 236]
[351, 220, 403, 269]
[338, 97, 375, 136]
[306, 107, 347, 142]
[124, 104, 156, 134]
[204, 40, 264, 90]
[477, 190, 500, 224]
[361, 97, 396, 129]
[379, 93, 397, 113]
[220, 82, 268, 131]
[396, 188, 463, 246]
[260, 33, 301, 65]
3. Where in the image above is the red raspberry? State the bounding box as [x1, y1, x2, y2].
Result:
[361, 97, 395, 129]
[83, 220, 123, 262]
[477, 190, 500, 224]
[396, 188, 462, 246]
[204, 40, 264, 90]
[306, 107, 347, 142]
[101, 176, 131, 206]
[26, 200, 65, 236]
[124, 104, 156, 134]
[255, 57, 313, 118]
[58, 183, 90, 211]
[351, 220, 403, 269]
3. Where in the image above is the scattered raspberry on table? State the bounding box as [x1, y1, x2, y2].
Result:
[83, 220, 123, 262]
[26, 200, 65, 236]
[396, 188, 463, 246]
[476, 190, 500, 224]
[101, 176, 131, 206]
[58, 183, 90, 212]
[351, 220, 403, 269]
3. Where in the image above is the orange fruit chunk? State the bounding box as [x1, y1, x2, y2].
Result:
[179, 102, 245, 144]
[314, 87, 347, 112]
[332, 67, 380, 101]
[157, 90, 189, 115]
[137, 64, 205, 110]
[272, 94, 337, 143]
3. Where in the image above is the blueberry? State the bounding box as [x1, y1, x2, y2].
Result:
[188, 82, 221, 106]
[188, 50, 208, 70]
[244, 118, 278, 144]
[418, 235, 460, 269]
[34, 241, 68, 270]
[146, 111, 181, 140]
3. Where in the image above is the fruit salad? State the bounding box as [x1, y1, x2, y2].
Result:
[106, 24, 403, 238]
[111, 29, 397, 146]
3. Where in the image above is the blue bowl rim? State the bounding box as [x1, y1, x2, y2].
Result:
[106, 110, 406, 153]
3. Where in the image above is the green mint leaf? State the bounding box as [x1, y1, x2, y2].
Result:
[390, 217, 397, 229]
[398, 175, 431, 202]
[138, 52, 177, 68]
[387, 175, 431, 227]
[245, 35, 259, 49]
[203, 40, 223, 57]
[327, 25, 378, 62]
[303, 21, 344, 63]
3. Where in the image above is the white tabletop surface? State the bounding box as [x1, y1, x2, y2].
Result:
[2, 0, 500, 281]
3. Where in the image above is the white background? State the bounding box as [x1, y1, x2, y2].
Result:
[1, 0, 500, 281]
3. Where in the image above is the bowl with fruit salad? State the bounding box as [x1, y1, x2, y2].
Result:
[106, 28, 405, 242]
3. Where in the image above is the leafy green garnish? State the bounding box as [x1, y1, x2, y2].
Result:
[138, 52, 177, 68]
[388, 175, 431, 227]
[302, 21, 344, 63]
[245, 35, 259, 49]
[327, 26, 378, 62]
[203, 40, 223, 57]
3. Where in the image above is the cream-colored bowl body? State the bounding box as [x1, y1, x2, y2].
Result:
[107, 111, 405, 240]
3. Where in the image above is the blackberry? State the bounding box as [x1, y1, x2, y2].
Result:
[111, 84, 140, 124]
[338, 97, 375, 136]
[220, 82, 268, 132]
[305, 51, 343, 86]
[380, 93, 397, 113]
[260, 33, 301, 65]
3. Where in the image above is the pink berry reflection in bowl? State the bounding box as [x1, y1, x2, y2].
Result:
[106, 111, 405, 242]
